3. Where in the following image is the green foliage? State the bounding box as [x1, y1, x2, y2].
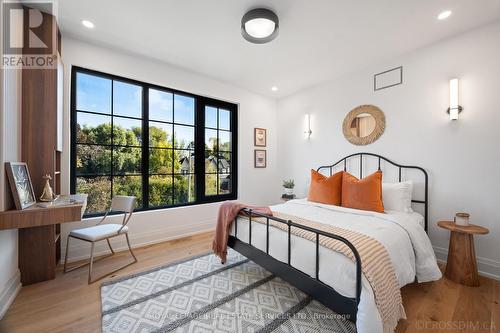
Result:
[148, 175, 173, 207]
[77, 123, 111, 145]
[76, 177, 111, 213]
[76, 123, 196, 214]
[114, 176, 142, 206]
[149, 126, 169, 148]
[283, 179, 295, 189]
[205, 174, 217, 196]
[205, 137, 231, 155]
[173, 174, 195, 204]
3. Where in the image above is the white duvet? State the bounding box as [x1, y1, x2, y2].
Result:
[230, 199, 441, 333]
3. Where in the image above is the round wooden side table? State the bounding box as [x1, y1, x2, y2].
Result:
[437, 221, 489, 287]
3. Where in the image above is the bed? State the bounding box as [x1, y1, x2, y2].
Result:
[227, 153, 441, 333]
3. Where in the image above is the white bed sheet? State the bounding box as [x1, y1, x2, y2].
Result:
[230, 199, 441, 333]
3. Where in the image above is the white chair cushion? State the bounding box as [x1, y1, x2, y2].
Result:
[70, 224, 129, 241]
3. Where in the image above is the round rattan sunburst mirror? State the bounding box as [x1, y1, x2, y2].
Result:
[342, 105, 385, 146]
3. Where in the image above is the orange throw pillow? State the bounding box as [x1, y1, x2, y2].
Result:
[342, 170, 384, 213]
[308, 170, 343, 206]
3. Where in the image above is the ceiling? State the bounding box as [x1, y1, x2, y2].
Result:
[58, 0, 500, 98]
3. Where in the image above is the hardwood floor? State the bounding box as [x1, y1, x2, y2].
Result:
[1, 231, 498, 333]
[0, 232, 214, 333]
[396, 264, 499, 333]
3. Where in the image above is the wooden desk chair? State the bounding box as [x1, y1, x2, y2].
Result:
[63, 196, 138, 283]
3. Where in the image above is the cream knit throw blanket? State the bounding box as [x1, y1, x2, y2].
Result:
[242, 211, 406, 333]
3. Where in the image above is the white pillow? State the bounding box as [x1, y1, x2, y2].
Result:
[382, 181, 413, 213]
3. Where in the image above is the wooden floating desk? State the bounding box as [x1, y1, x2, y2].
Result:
[0, 196, 85, 285]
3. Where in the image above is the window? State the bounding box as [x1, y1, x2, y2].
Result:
[71, 67, 237, 216]
[204, 106, 233, 196]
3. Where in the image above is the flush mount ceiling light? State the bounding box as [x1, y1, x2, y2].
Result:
[438, 10, 452, 20]
[241, 8, 279, 44]
[271, 86, 278, 92]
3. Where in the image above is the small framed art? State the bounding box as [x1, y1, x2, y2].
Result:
[5, 162, 36, 210]
[254, 150, 267, 168]
[254, 128, 267, 147]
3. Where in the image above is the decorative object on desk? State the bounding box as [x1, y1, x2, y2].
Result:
[454, 212, 470, 226]
[254, 128, 267, 147]
[254, 149, 267, 168]
[342, 105, 385, 146]
[283, 179, 295, 195]
[39, 174, 57, 202]
[5, 162, 36, 210]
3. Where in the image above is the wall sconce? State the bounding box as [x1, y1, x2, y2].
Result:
[447, 78, 463, 120]
[304, 114, 312, 139]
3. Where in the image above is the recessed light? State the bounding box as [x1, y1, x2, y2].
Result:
[438, 10, 452, 20]
[271, 86, 278, 92]
[81, 20, 95, 29]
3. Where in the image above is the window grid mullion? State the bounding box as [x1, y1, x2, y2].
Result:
[216, 108, 219, 195]
[110, 80, 114, 203]
[149, 120, 195, 128]
[76, 109, 144, 122]
[76, 142, 142, 149]
[76, 173, 142, 177]
[194, 99, 204, 202]
[142, 85, 149, 209]
[171, 94, 175, 205]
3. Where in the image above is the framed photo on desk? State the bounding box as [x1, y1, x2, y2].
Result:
[5, 162, 36, 210]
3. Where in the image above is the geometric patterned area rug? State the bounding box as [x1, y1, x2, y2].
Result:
[101, 249, 356, 333]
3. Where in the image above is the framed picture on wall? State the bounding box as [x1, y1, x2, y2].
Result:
[5, 162, 37, 210]
[374, 66, 403, 91]
[254, 128, 267, 147]
[254, 150, 267, 168]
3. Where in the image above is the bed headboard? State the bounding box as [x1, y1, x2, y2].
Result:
[317, 153, 429, 232]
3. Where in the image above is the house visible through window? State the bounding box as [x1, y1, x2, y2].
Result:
[71, 67, 237, 216]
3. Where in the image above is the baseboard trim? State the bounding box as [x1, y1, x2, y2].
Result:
[434, 246, 500, 281]
[0, 270, 21, 319]
[63, 225, 214, 264]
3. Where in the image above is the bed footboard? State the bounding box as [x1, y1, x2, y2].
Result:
[228, 208, 362, 323]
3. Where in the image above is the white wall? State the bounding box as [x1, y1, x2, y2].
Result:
[0, 3, 22, 316]
[277, 21, 500, 279]
[60, 37, 281, 261]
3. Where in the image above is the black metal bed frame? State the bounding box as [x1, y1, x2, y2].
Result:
[227, 153, 429, 323]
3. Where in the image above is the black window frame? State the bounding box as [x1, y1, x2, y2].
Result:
[70, 66, 238, 217]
